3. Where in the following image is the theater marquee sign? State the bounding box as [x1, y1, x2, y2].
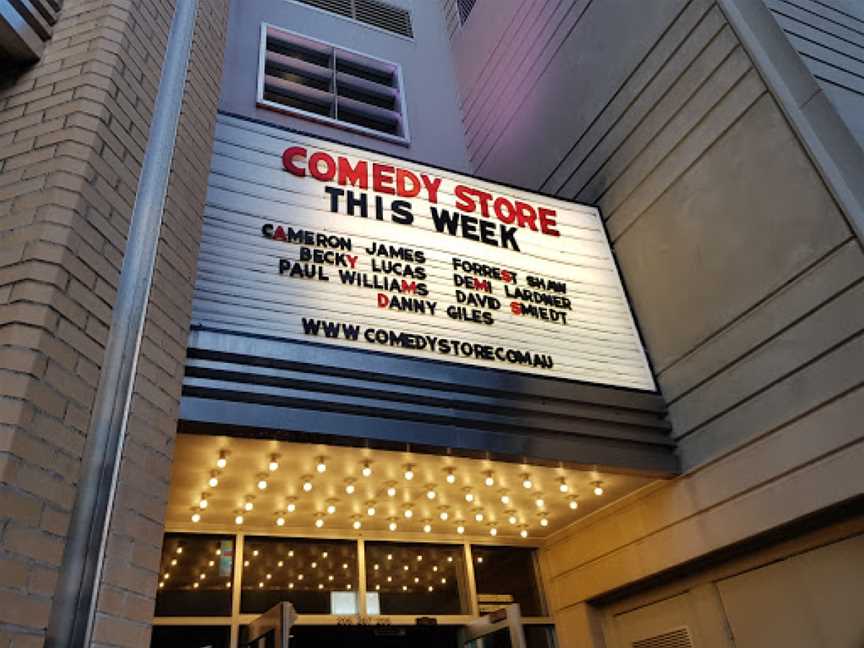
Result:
[193, 119, 655, 390]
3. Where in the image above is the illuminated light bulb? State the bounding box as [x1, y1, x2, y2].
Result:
[347, 584, 352, 590]
[376, 584, 381, 591]
[345, 480, 356, 495]
[489, 527, 498, 537]
[258, 582, 264, 589]
[403, 565, 409, 571]
[477, 556, 484, 564]
[289, 582, 294, 589]
[403, 465, 414, 481]
[423, 522, 432, 533]
[388, 520, 398, 532]
[402, 585, 408, 591]
[278, 561, 284, 567]
[288, 550, 294, 557]
[226, 581, 231, 588]
[316, 458, 327, 473]
[191, 512, 201, 523]
[535, 497, 545, 509]
[302, 478, 313, 492]
[243, 560, 249, 567]
[198, 497, 208, 510]
[386, 554, 393, 560]
[447, 556, 453, 563]
[315, 518, 324, 528]
[474, 511, 484, 523]
[439, 510, 449, 521]
[176, 547, 183, 554]
[323, 551, 329, 558]
[441, 577, 447, 584]
[252, 550, 259, 557]
[158, 582, 164, 588]
[171, 559, 177, 566]
[403, 508, 413, 519]
[268, 456, 279, 472]
[287, 501, 296, 513]
[484, 473, 495, 487]
[257, 479, 268, 491]
[508, 514, 518, 525]
[414, 576, 420, 583]
[343, 563, 348, 569]
[193, 582, 199, 589]
[374, 564, 379, 570]
[208, 476, 219, 488]
[353, 519, 362, 530]
[559, 479, 569, 493]
[326, 503, 336, 515]
[163, 573, 170, 579]
[328, 575, 334, 582]
[500, 493, 511, 505]
[276, 516, 285, 527]
[367, 504, 376, 517]
[540, 517, 549, 527]
[426, 488, 437, 500]
[244, 501, 254, 512]
[456, 524, 465, 535]
[386, 484, 397, 497]
[428, 585, 433, 592]
[416, 555, 423, 562]
[318, 584, 324, 590]
[361, 462, 373, 478]
[569, 498, 579, 510]
[520, 528, 528, 538]
[202, 573, 209, 580]
[387, 576, 393, 583]
[445, 469, 456, 484]
[216, 549, 221, 556]
[234, 514, 244, 525]
[216, 453, 227, 469]
[297, 574, 304, 580]
[432, 565, 438, 572]
[522, 475, 533, 489]
[464, 490, 475, 503]
[593, 482, 605, 496]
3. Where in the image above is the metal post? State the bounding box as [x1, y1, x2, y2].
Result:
[45, 1, 199, 645]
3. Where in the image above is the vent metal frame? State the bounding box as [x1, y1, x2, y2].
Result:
[256, 22, 412, 146]
[282, 0, 414, 41]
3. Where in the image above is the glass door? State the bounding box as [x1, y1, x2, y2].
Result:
[460, 604, 527, 648]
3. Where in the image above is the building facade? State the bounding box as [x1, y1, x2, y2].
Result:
[0, 0, 863, 646]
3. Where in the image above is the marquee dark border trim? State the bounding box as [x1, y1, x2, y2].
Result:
[180, 327, 678, 476]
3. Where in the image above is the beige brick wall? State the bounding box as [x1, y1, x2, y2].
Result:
[0, 1, 229, 646]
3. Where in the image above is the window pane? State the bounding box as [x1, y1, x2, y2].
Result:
[155, 534, 234, 617]
[472, 546, 544, 617]
[240, 537, 358, 614]
[364, 541, 469, 614]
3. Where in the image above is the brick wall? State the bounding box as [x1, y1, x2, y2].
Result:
[0, 1, 229, 646]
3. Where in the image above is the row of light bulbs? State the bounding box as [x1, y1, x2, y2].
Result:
[193, 451, 606, 533]
[209, 451, 604, 494]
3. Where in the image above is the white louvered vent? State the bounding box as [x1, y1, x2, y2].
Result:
[258, 24, 409, 144]
[290, 0, 413, 38]
[457, 0, 478, 25]
[632, 627, 694, 648]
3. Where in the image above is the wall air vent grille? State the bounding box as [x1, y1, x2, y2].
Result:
[290, 0, 413, 38]
[457, 0, 478, 25]
[632, 627, 694, 648]
[258, 24, 409, 144]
